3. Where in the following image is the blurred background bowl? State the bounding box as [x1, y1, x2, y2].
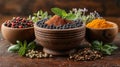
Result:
[86, 21, 118, 43]
[1, 23, 35, 44]
[34, 21, 86, 55]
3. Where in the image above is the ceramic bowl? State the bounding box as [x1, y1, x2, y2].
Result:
[34, 21, 86, 55]
[86, 21, 118, 43]
[1, 23, 35, 44]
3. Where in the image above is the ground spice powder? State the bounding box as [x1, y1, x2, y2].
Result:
[86, 18, 113, 28]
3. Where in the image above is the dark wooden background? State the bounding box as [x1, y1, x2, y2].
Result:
[0, 0, 120, 17]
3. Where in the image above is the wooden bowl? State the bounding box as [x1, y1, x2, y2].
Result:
[86, 21, 118, 43]
[34, 21, 86, 55]
[1, 23, 35, 44]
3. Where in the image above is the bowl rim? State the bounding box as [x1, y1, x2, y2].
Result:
[34, 21, 85, 32]
[1, 23, 34, 30]
[86, 21, 118, 30]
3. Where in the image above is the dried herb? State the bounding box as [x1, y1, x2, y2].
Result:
[28, 10, 51, 22]
[71, 8, 102, 23]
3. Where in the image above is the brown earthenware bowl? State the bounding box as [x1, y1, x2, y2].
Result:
[1, 23, 35, 44]
[34, 22, 86, 55]
[86, 21, 118, 43]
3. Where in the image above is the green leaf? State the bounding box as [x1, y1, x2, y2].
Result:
[37, 11, 40, 17]
[8, 40, 36, 56]
[18, 41, 27, 56]
[102, 48, 111, 55]
[65, 13, 76, 20]
[109, 44, 118, 49]
[16, 40, 22, 47]
[39, 10, 43, 15]
[91, 40, 118, 55]
[51, 7, 62, 16]
[24, 40, 27, 47]
[62, 10, 67, 18]
[27, 41, 35, 50]
[8, 45, 20, 52]
[18, 46, 26, 56]
[41, 11, 48, 19]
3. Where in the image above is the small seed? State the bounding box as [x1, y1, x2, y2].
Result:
[49, 54, 53, 58]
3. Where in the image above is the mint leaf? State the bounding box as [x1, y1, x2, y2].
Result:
[27, 41, 35, 50]
[62, 10, 67, 18]
[65, 13, 76, 20]
[8, 45, 20, 52]
[91, 40, 118, 55]
[18, 41, 27, 56]
[8, 40, 36, 56]
[18, 46, 26, 56]
[51, 8, 62, 17]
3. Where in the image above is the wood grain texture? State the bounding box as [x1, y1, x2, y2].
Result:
[0, 0, 120, 16]
[0, 34, 120, 67]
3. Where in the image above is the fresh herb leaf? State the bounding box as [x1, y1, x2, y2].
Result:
[51, 7, 76, 20]
[8, 40, 36, 56]
[61, 10, 67, 18]
[71, 8, 101, 23]
[27, 41, 36, 50]
[91, 40, 118, 55]
[51, 7, 63, 17]
[8, 45, 20, 52]
[65, 13, 76, 20]
[28, 10, 51, 22]
[18, 46, 26, 56]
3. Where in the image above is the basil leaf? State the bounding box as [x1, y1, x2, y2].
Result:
[65, 13, 76, 20]
[8, 45, 20, 52]
[51, 8, 62, 17]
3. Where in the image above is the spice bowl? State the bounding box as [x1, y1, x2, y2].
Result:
[1, 23, 35, 44]
[34, 21, 86, 55]
[86, 21, 118, 43]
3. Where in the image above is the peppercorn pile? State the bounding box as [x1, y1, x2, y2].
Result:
[37, 18, 83, 29]
[25, 50, 53, 59]
[68, 48, 103, 61]
[4, 17, 33, 28]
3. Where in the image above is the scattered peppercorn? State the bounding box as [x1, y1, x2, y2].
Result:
[4, 17, 33, 28]
[25, 49, 53, 59]
[68, 48, 103, 61]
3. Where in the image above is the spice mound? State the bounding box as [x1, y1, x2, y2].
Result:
[45, 15, 73, 26]
[26, 50, 53, 59]
[86, 18, 113, 29]
[69, 48, 103, 61]
[4, 17, 33, 28]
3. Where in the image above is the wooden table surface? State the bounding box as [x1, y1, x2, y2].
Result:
[0, 16, 120, 67]
[0, 33, 120, 67]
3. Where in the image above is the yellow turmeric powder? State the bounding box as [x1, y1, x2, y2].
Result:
[86, 18, 113, 28]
